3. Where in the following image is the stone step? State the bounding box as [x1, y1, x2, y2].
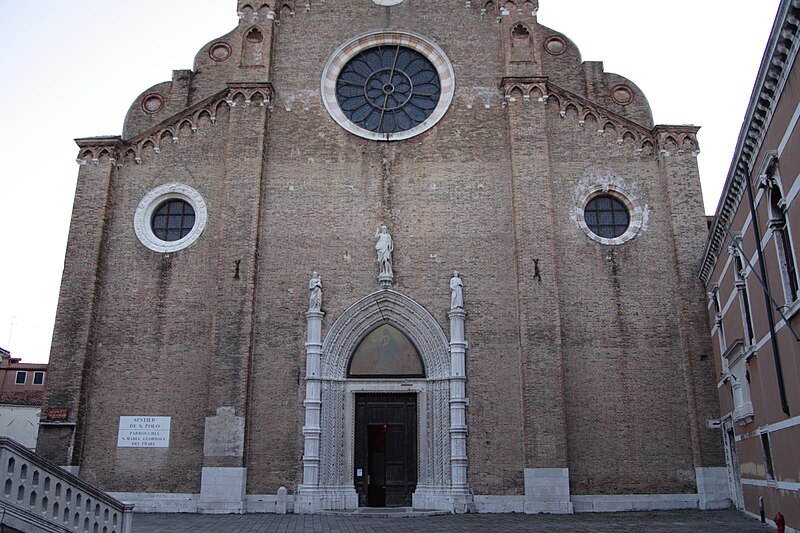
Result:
[322, 507, 450, 518]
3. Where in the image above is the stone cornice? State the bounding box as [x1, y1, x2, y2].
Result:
[74, 136, 122, 148]
[75, 82, 274, 166]
[501, 77, 700, 155]
[73, 137, 122, 166]
[700, 0, 800, 284]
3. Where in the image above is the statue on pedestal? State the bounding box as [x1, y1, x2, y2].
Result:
[309, 271, 322, 311]
[450, 271, 463, 309]
[375, 225, 394, 280]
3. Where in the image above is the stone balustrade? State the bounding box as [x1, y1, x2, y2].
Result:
[0, 437, 133, 533]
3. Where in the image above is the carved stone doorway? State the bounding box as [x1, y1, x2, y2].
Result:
[299, 289, 470, 513]
[354, 393, 417, 507]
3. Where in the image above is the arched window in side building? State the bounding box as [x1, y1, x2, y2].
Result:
[730, 239, 756, 347]
[766, 175, 799, 303]
[710, 284, 726, 354]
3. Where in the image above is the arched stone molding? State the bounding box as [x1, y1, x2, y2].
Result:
[320, 290, 450, 380]
[298, 289, 469, 513]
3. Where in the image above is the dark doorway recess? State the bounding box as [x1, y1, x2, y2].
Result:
[354, 393, 417, 507]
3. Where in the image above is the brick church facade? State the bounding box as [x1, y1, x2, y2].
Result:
[38, 0, 727, 514]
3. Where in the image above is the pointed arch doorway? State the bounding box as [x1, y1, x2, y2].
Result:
[349, 324, 424, 507]
[297, 289, 471, 513]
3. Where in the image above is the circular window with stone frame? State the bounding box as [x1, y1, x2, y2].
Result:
[575, 187, 643, 245]
[321, 30, 455, 141]
[134, 183, 208, 253]
[141, 93, 165, 114]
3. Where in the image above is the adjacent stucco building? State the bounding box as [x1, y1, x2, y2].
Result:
[39, 0, 726, 514]
[0, 348, 47, 450]
[700, 0, 800, 530]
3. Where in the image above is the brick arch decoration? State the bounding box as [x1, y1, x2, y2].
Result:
[316, 289, 453, 503]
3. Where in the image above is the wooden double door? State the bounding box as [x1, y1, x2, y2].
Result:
[354, 393, 417, 507]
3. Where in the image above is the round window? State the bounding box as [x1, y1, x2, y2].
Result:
[321, 31, 455, 141]
[151, 199, 196, 242]
[134, 183, 208, 253]
[583, 195, 630, 238]
[575, 185, 643, 246]
[336, 46, 441, 134]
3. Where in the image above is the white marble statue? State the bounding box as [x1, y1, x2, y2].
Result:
[450, 271, 463, 309]
[375, 225, 394, 278]
[309, 271, 322, 311]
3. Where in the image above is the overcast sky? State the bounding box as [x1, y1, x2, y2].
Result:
[0, 1, 780, 363]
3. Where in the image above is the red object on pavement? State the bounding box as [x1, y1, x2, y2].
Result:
[775, 512, 785, 533]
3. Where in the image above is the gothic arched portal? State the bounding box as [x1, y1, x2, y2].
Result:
[299, 289, 458, 512]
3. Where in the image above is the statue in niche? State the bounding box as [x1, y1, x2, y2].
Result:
[308, 271, 322, 311]
[450, 271, 463, 309]
[375, 225, 394, 278]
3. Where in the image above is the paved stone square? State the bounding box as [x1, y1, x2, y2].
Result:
[131, 510, 771, 532]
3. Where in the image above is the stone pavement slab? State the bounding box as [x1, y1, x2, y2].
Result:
[131, 509, 772, 532]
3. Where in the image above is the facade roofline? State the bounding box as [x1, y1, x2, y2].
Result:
[700, 0, 800, 283]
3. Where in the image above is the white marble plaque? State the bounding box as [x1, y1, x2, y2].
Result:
[117, 416, 171, 448]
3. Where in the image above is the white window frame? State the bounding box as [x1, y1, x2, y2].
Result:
[133, 183, 208, 253]
[320, 30, 455, 142]
[723, 339, 754, 426]
[574, 184, 644, 246]
[729, 235, 757, 347]
[709, 283, 727, 355]
[14, 371, 26, 385]
[763, 168, 800, 305]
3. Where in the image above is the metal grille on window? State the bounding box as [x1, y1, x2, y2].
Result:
[336, 45, 441, 134]
[151, 199, 196, 242]
[584, 195, 630, 238]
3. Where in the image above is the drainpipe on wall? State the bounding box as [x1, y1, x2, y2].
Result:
[744, 169, 790, 416]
